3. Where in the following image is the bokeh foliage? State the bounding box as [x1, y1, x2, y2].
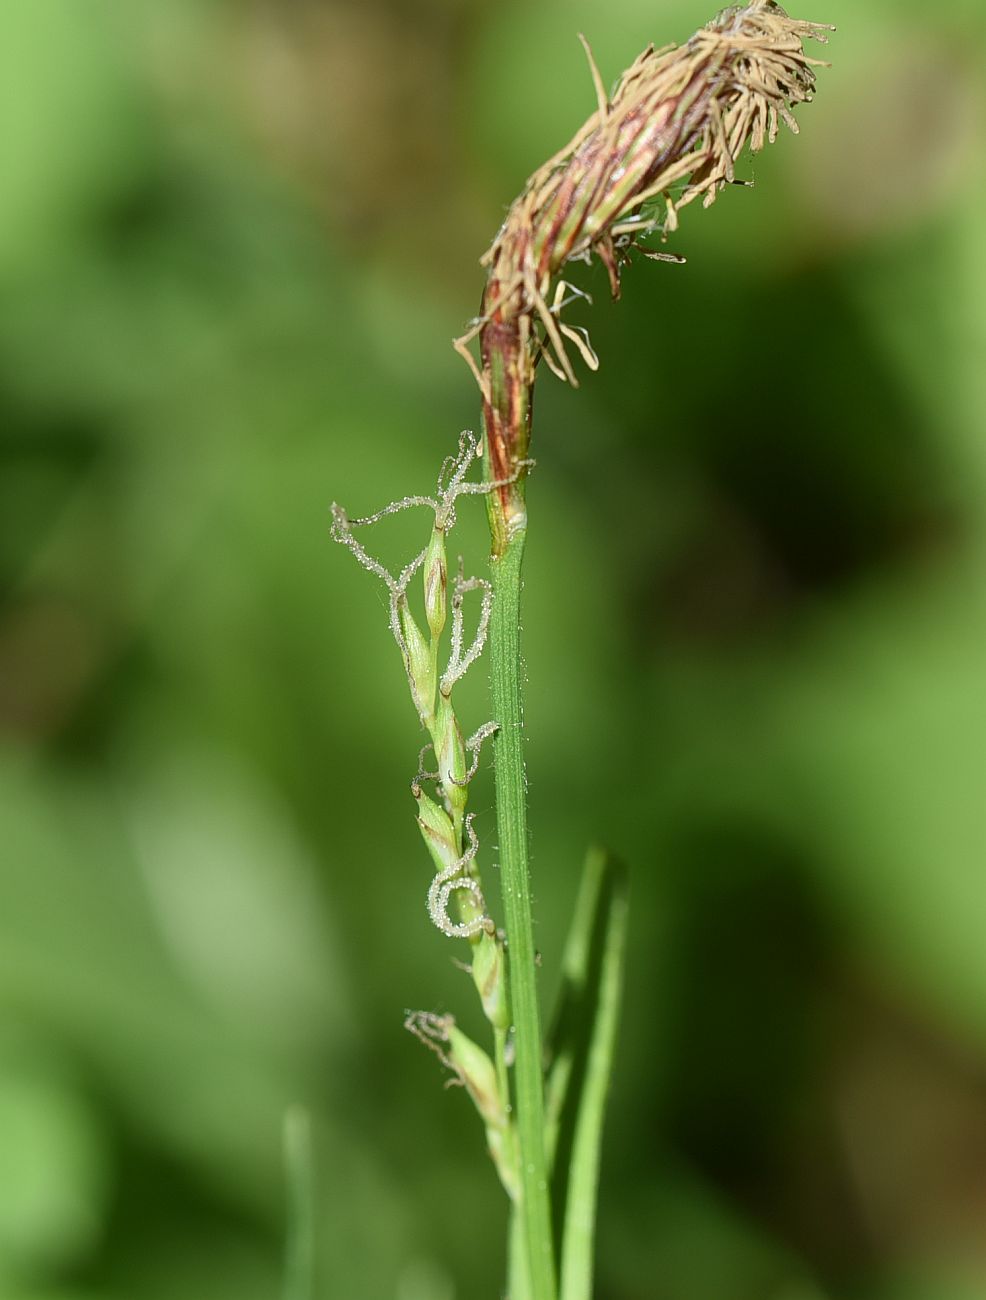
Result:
[1, 1, 985, 1297]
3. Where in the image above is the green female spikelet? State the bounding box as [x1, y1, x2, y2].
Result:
[331, 433, 524, 1191]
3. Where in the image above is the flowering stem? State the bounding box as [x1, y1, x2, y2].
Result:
[489, 528, 556, 1300]
[466, 8, 832, 1295]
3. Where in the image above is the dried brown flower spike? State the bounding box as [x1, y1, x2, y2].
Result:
[457, 0, 833, 553]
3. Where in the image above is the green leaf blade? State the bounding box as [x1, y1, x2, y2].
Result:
[546, 848, 630, 1300]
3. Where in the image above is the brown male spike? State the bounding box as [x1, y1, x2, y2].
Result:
[456, 0, 833, 554]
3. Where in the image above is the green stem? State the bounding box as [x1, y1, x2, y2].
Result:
[282, 1106, 314, 1300]
[494, 1025, 512, 1125]
[508, 1206, 532, 1300]
[490, 531, 556, 1300]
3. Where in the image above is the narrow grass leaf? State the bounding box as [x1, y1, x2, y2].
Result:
[544, 848, 629, 1300]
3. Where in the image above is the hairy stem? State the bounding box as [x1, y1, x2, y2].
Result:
[489, 531, 556, 1300]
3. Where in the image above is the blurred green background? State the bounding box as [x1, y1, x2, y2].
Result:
[2, 1, 985, 1297]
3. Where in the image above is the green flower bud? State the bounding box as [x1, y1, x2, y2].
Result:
[472, 930, 509, 1031]
[434, 693, 467, 818]
[423, 526, 447, 642]
[414, 785, 458, 877]
[447, 1023, 503, 1133]
[446, 1022, 518, 1200]
[400, 601, 436, 725]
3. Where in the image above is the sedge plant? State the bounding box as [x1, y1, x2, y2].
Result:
[331, 4, 831, 1297]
